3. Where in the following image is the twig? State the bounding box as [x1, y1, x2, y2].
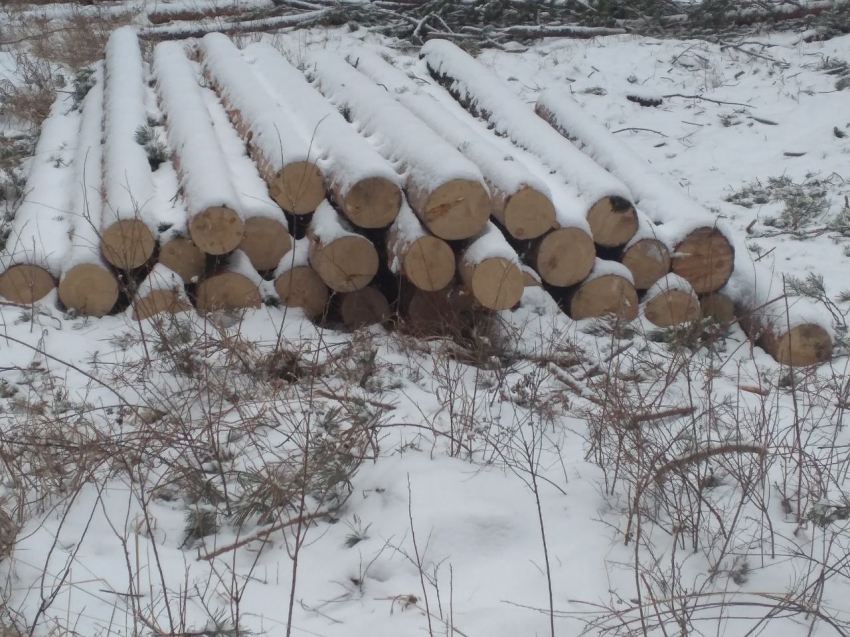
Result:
[199, 510, 328, 561]
[663, 93, 755, 108]
[613, 127, 668, 137]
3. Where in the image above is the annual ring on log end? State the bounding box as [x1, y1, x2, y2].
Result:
[342, 177, 402, 229]
[341, 287, 391, 329]
[534, 227, 595, 287]
[0, 264, 56, 304]
[189, 206, 245, 255]
[274, 267, 329, 319]
[570, 274, 639, 321]
[586, 196, 638, 248]
[622, 238, 671, 290]
[671, 227, 735, 295]
[767, 324, 832, 367]
[271, 161, 325, 215]
[102, 219, 156, 269]
[423, 179, 490, 241]
[158, 237, 206, 283]
[59, 264, 119, 317]
[196, 272, 262, 313]
[643, 290, 701, 327]
[132, 290, 193, 321]
[466, 257, 524, 311]
[239, 217, 292, 272]
[311, 236, 379, 293]
[700, 293, 736, 324]
[404, 236, 456, 292]
[503, 186, 556, 240]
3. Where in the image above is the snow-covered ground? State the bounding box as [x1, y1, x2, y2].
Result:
[1, 21, 850, 637]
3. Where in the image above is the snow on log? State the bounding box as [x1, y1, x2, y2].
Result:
[562, 259, 639, 321]
[273, 238, 329, 319]
[59, 67, 120, 317]
[527, 201, 596, 287]
[132, 263, 193, 321]
[420, 40, 637, 248]
[0, 93, 77, 304]
[140, 10, 330, 41]
[199, 33, 325, 215]
[521, 264, 542, 288]
[620, 212, 672, 291]
[200, 82, 292, 271]
[642, 273, 701, 327]
[458, 222, 524, 311]
[195, 250, 263, 314]
[386, 200, 455, 292]
[146, 0, 274, 25]
[347, 49, 554, 240]
[308, 200, 379, 293]
[153, 41, 245, 256]
[404, 283, 474, 335]
[153, 163, 207, 284]
[243, 43, 402, 229]
[723, 260, 833, 366]
[340, 286, 391, 329]
[101, 27, 158, 270]
[700, 292, 736, 324]
[534, 88, 735, 295]
[306, 51, 490, 241]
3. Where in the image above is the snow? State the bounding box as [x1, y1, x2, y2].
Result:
[644, 272, 697, 303]
[274, 237, 311, 276]
[462, 221, 521, 266]
[386, 198, 427, 273]
[133, 262, 187, 297]
[309, 199, 359, 244]
[625, 209, 669, 249]
[223, 248, 263, 285]
[584, 257, 635, 284]
[150, 160, 192, 243]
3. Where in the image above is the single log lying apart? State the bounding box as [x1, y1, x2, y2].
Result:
[0, 93, 78, 304]
[619, 211, 671, 290]
[196, 250, 263, 314]
[642, 274, 701, 327]
[60, 66, 119, 317]
[404, 284, 474, 335]
[274, 238, 329, 319]
[308, 201, 379, 293]
[132, 264, 193, 321]
[200, 33, 325, 215]
[563, 259, 639, 321]
[101, 27, 157, 269]
[340, 286, 391, 329]
[459, 223, 524, 311]
[420, 39, 637, 248]
[700, 292, 736, 324]
[533, 88, 735, 295]
[244, 43, 402, 229]
[386, 201, 456, 292]
[306, 51, 490, 241]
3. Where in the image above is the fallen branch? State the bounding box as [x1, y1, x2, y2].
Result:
[653, 444, 767, 484]
[628, 406, 695, 429]
[662, 93, 755, 108]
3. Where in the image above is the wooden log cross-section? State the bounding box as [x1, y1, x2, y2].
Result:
[562, 259, 639, 321]
[641, 274, 702, 328]
[274, 238, 329, 319]
[308, 201, 379, 293]
[617, 211, 671, 291]
[196, 250, 263, 314]
[458, 223, 524, 311]
[339, 286, 392, 329]
[132, 264, 193, 321]
[386, 201, 456, 292]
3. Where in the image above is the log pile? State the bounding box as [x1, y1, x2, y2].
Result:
[0, 35, 833, 367]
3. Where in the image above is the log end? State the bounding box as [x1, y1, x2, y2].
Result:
[700, 292, 736, 324]
[274, 266, 329, 319]
[159, 237, 206, 283]
[406, 285, 474, 335]
[132, 289, 193, 321]
[195, 272, 262, 313]
[534, 227, 595, 287]
[340, 286, 391, 329]
[59, 263, 119, 317]
[643, 290, 702, 327]
[310, 236, 379, 293]
[101, 219, 156, 269]
[622, 238, 671, 290]
[762, 324, 833, 367]
[423, 179, 490, 241]
[0, 264, 56, 304]
[671, 228, 735, 295]
[464, 257, 524, 311]
[189, 206, 245, 255]
[503, 186, 556, 240]
[403, 235, 456, 292]
[342, 176, 402, 229]
[570, 274, 639, 321]
[587, 196, 638, 248]
[240, 217, 292, 272]
[271, 161, 325, 215]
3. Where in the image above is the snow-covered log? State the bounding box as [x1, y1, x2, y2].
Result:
[305, 51, 490, 241]
[0, 94, 77, 304]
[347, 49, 554, 240]
[308, 201, 379, 293]
[386, 200, 455, 292]
[243, 43, 402, 229]
[153, 41, 245, 256]
[146, 0, 274, 25]
[521, 264, 542, 288]
[195, 250, 263, 314]
[459, 223, 524, 311]
[528, 203, 596, 287]
[642, 273, 701, 327]
[404, 283, 474, 335]
[723, 261, 833, 366]
[101, 27, 158, 270]
[199, 33, 325, 215]
[132, 263, 193, 321]
[700, 292, 736, 324]
[619, 211, 672, 291]
[140, 10, 330, 41]
[420, 40, 637, 249]
[561, 259, 638, 321]
[534, 88, 735, 295]
[274, 238, 329, 319]
[59, 66, 120, 317]
[340, 286, 391, 329]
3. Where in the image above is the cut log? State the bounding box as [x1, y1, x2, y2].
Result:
[564, 259, 639, 321]
[619, 210, 671, 290]
[340, 286, 391, 329]
[195, 250, 263, 314]
[458, 223, 524, 311]
[308, 201, 379, 293]
[386, 200, 455, 292]
[533, 88, 735, 295]
[158, 236, 206, 284]
[273, 238, 329, 319]
[243, 43, 402, 229]
[529, 225, 596, 288]
[146, 0, 275, 25]
[404, 284, 474, 335]
[132, 263, 193, 321]
[199, 33, 325, 215]
[139, 9, 330, 41]
[306, 51, 490, 241]
[0, 93, 78, 304]
[346, 49, 554, 240]
[521, 264, 542, 288]
[700, 292, 736, 324]
[642, 274, 701, 327]
[420, 40, 637, 248]
[101, 27, 157, 269]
